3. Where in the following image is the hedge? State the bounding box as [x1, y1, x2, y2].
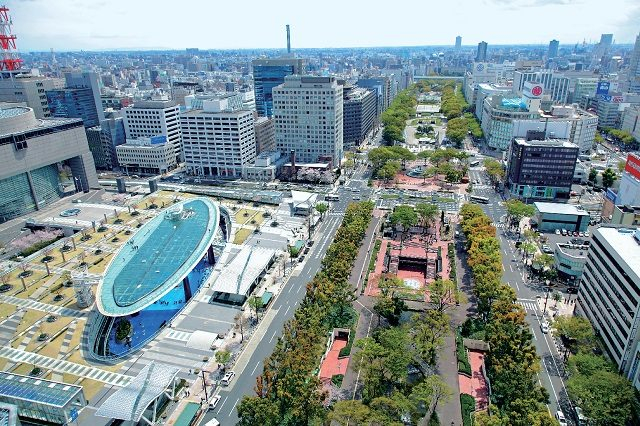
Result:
[331, 374, 344, 388]
[460, 393, 476, 426]
[448, 242, 459, 302]
[19, 237, 62, 257]
[456, 328, 471, 376]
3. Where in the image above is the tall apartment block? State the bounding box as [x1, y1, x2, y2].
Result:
[252, 58, 306, 117]
[577, 227, 640, 389]
[0, 104, 98, 223]
[272, 76, 343, 166]
[343, 86, 376, 149]
[122, 100, 182, 163]
[180, 98, 256, 178]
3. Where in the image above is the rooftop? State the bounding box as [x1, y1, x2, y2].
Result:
[211, 245, 276, 296]
[0, 106, 30, 119]
[534, 202, 590, 216]
[514, 138, 578, 149]
[594, 227, 640, 280]
[96, 198, 218, 316]
[0, 372, 83, 408]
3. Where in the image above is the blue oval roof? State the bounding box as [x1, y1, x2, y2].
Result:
[96, 198, 218, 316]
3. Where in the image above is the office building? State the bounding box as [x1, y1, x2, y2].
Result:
[273, 75, 343, 166]
[87, 112, 126, 171]
[628, 33, 640, 93]
[342, 86, 376, 149]
[548, 39, 559, 59]
[455, 36, 462, 51]
[615, 153, 640, 206]
[577, 227, 640, 388]
[46, 87, 101, 128]
[569, 78, 599, 104]
[357, 76, 391, 115]
[64, 71, 105, 122]
[0, 75, 61, 118]
[180, 101, 256, 178]
[533, 202, 590, 232]
[115, 136, 177, 175]
[622, 105, 640, 142]
[252, 58, 306, 117]
[506, 137, 579, 201]
[476, 41, 488, 62]
[254, 116, 275, 154]
[122, 100, 182, 162]
[0, 104, 98, 223]
[554, 241, 588, 281]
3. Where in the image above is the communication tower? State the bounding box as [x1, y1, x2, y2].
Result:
[0, 6, 23, 72]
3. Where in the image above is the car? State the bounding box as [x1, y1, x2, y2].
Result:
[573, 231, 579, 237]
[555, 410, 568, 426]
[208, 395, 221, 410]
[303, 247, 310, 255]
[72, 199, 82, 204]
[541, 322, 550, 334]
[307, 240, 314, 247]
[60, 208, 81, 217]
[555, 229, 561, 235]
[579, 232, 585, 237]
[203, 419, 220, 426]
[561, 229, 568, 236]
[298, 255, 306, 262]
[567, 287, 579, 294]
[574, 406, 589, 425]
[221, 371, 235, 386]
[542, 245, 553, 254]
[584, 231, 590, 237]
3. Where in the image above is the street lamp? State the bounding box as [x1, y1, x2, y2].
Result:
[542, 280, 551, 316]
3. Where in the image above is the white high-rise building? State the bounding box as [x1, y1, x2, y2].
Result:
[180, 100, 256, 178]
[273, 76, 343, 166]
[577, 227, 640, 389]
[122, 100, 182, 163]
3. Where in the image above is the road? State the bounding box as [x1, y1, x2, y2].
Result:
[468, 166, 572, 419]
[201, 167, 372, 425]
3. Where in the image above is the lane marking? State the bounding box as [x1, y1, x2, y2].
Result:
[269, 330, 277, 343]
[229, 398, 240, 417]
[251, 362, 260, 376]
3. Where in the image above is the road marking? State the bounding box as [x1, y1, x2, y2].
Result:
[218, 396, 229, 412]
[269, 330, 277, 343]
[502, 263, 505, 271]
[509, 264, 514, 272]
[284, 306, 290, 316]
[251, 362, 260, 375]
[229, 398, 240, 417]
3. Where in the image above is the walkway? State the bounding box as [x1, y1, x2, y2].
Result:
[458, 350, 489, 411]
[0, 295, 87, 318]
[319, 337, 349, 382]
[0, 346, 131, 386]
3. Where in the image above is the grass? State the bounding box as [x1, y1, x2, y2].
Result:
[15, 310, 47, 335]
[234, 208, 260, 225]
[38, 330, 67, 359]
[460, 393, 476, 426]
[233, 228, 253, 244]
[0, 303, 16, 320]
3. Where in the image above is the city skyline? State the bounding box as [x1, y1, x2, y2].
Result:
[8, 0, 640, 51]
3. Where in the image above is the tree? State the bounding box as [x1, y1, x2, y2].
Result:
[315, 202, 328, 218]
[552, 316, 594, 355]
[373, 295, 406, 326]
[429, 279, 459, 312]
[409, 375, 452, 421]
[248, 296, 264, 320]
[567, 369, 634, 425]
[588, 168, 598, 183]
[504, 199, 535, 228]
[215, 349, 231, 366]
[601, 167, 617, 189]
[617, 160, 626, 173]
[484, 159, 505, 183]
[378, 161, 401, 182]
[411, 310, 450, 364]
[236, 396, 280, 426]
[328, 400, 374, 425]
[415, 203, 438, 235]
[390, 205, 418, 243]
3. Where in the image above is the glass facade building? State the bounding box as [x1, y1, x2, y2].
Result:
[46, 88, 101, 128]
[0, 164, 62, 223]
[252, 58, 306, 117]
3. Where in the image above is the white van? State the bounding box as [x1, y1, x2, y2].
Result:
[203, 419, 220, 426]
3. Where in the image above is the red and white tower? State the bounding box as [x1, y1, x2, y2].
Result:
[0, 6, 22, 72]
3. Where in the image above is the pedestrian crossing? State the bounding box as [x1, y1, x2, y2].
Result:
[0, 295, 88, 318]
[165, 329, 192, 342]
[517, 299, 540, 313]
[0, 346, 131, 386]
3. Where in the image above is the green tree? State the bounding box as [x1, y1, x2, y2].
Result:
[409, 374, 452, 421]
[411, 310, 450, 364]
[215, 349, 231, 366]
[377, 161, 401, 182]
[415, 203, 439, 234]
[552, 316, 594, 356]
[617, 160, 626, 173]
[248, 295, 264, 320]
[602, 167, 617, 189]
[390, 205, 418, 242]
[236, 396, 280, 426]
[328, 400, 374, 425]
[429, 279, 459, 312]
[484, 159, 505, 183]
[504, 199, 535, 228]
[315, 202, 328, 217]
[588, 168, 598, 183]
[373, 295, 405, 326]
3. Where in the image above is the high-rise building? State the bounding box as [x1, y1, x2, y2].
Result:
[0, 104, 98, 222]
[342, 86, 376, 149]
[357, 77, 391, 115]
[476, 41, 488, 62]
[252, 58, 306, 117]
[576, 226, 640, 388]
[116, 136, 177, 176]
[273, 76, 343, 166]
[455, 36, 462, 51]
[548, 39, 559, 58]
[122, 100, 182, 163]
[64, 71, 105, 122]
[254, 116, 275, 154]
[180, 100, 256, 178]
[46, 87, 101, 128]
[622, 105, 640, 143]
[628, 33, 640, 93]
[86, 112, 126, 170]
[506, 137, 579, 201]
[0, 75, 61, 118]
[614, 153, 640, 206]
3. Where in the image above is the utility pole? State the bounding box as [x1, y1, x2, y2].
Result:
[542, 282, 551, 316]
[201, 370, 208, 402]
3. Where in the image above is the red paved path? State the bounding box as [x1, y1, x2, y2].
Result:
[319, 337, 349, 380]
[458, 349, 489, 410]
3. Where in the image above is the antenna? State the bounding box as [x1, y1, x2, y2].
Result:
[286, 24, 291, 54]
[0, 6, 22, 72]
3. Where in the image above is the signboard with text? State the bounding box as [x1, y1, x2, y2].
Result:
[625, 153, 640, 180]
[596, 81, 610, 95]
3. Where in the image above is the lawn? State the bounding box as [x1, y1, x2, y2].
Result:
[38, 330, 67, 359]
[25, 317, 73, 352]
[233, 228, 253, 244]
[15, 310, 47, 335]
[0, 303, 16, 320]
[81, 378, 105, 403]
[234, 208, 259, 225]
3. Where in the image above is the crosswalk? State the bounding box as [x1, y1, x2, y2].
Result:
[0, 346, 131, 386]
[0, 295, 88, 318]
[517, 299, 540, 313]
[165, 329, 192, 342]
[0, 295, 87, 318]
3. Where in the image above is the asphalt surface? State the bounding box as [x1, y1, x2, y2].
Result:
[468, 166, 573, 421]
[201, 166, 372, 425]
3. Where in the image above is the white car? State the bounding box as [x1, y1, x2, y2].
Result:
[555, 410, 567, 426]
[540, 322, 550, 334]
[221, 371, 236, 386]
[208, 395, 221, 410]
[555, 229, 561, 235]
[584, 231, 590, 238]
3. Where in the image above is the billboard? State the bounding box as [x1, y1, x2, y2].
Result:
[624, 153, 640, 180]
[150, 135, 167, 145]
[598, 94, 626, 103]
[596, 81, 610, 95]
[605, 188, 617, 202]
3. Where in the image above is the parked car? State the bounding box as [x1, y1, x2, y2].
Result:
[298, 255, 306, 262]
[555, 229, 561, 235]
[561, 229, 568, 236]
[584, 231, 590, 237]
[567, 287, 579, 294]
[208, 395, 221, 410]
[542, 245, 553, 254]
[555, 410, 568, 426]
[541, 322, 550, 334]
[221, 371, 235, 386]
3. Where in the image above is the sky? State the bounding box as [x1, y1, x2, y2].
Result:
[6, 0, 640, 51]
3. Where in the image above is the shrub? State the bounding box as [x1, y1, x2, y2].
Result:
[456, 329, 471, 376]
[93, 258, 104, 266]
[131, 211, 140, 216]
[331, 374, 344, 388]
[116, 319, 132, 341]
[460, 394, 475, 426]
[97, 226, 108, 232]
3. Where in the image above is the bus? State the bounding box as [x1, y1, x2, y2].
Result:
[469, 195, 489, 204]
[325, 193, 340, 201]
[469, 160, 480, 167]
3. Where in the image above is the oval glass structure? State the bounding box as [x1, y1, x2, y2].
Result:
[96, 198, 218, 317]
